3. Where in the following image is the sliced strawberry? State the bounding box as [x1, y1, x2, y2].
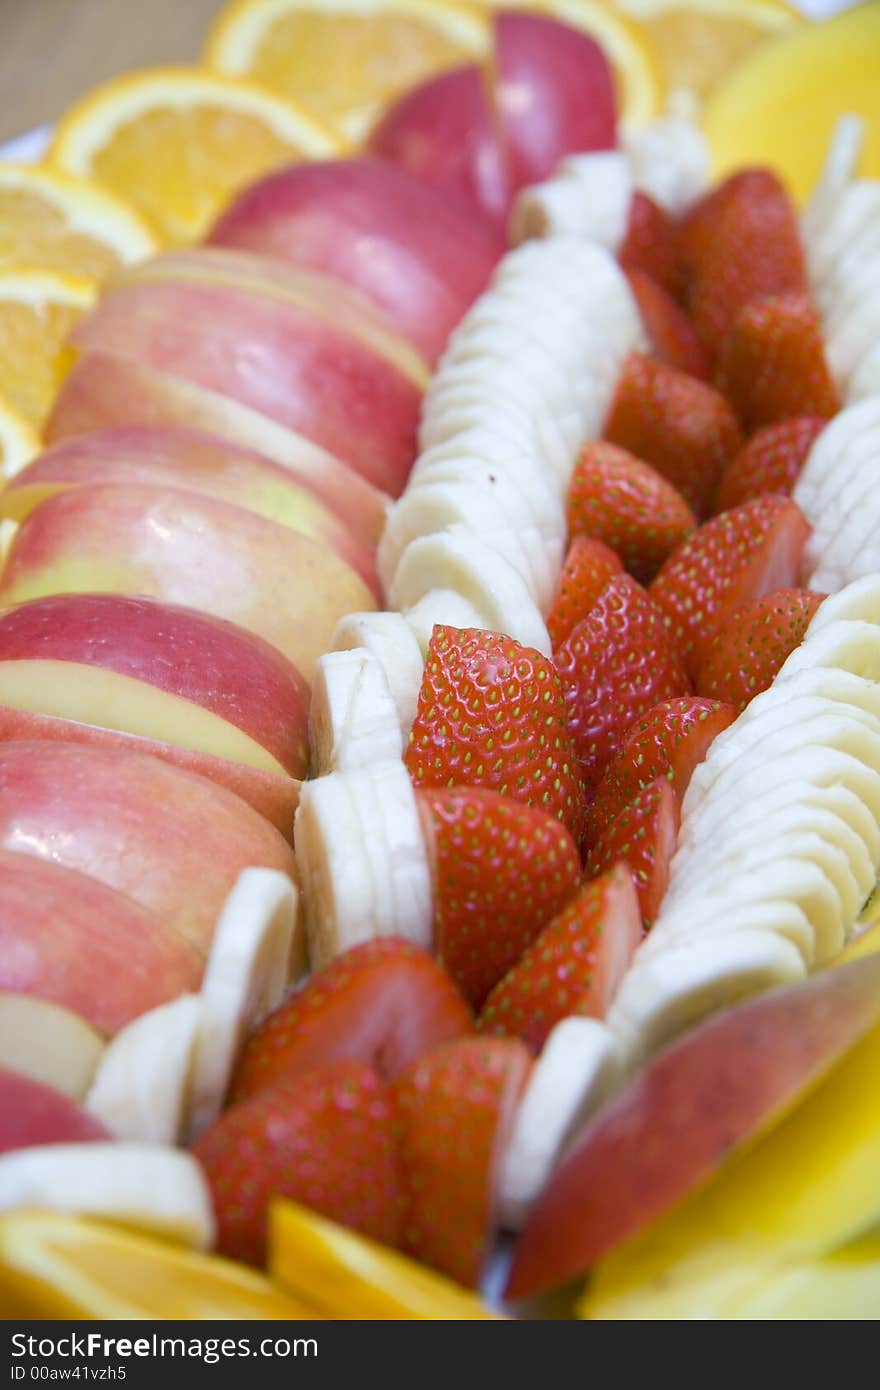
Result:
[585, 696, 737, 846]
[585, 778, 680, 930]
[687, 168, 808, 359]
[696, 587, 827, 711]
[604, 352, 742, 518]
[193, 1061, 402, 1267]
[715, 292, 840, 431]
[546, 535, 622, 650]
[229, 938, 473, 1105]
[418, 786, 582, 1008]
[555, 573, 690, 791]
[714, 416, 827, 513]
[625, 270, 710, 380]
[619, 192, 686, 302]
[405, 625, 587, 844]
[392, 1035, 532, 1287]
[649, 495, 811, 677]
[478, 865, 641, 1051]
[681, 169, 784, 276]
[567, 440, 696, 584]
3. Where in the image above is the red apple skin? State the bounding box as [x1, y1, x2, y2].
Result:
[0, 1066, 110, 1154]
[493, 13, 618, 193]
[506, 952, 880, 1301]
[0, 483, 376, 682]
[0, 593, 310, 777]
[0, 852, 204, 1036]
[0, 741, 297, 957]
[207, 157, 505, 364]
[46, 354, 389, 550]
[2, 426, 379, 595]
[0, 706, 300, 837]
[68, 257, 424, 497]
[367, 66, 512, 229]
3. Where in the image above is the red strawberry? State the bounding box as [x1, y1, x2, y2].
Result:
[618, 191, 686, 302]
[405, 625, 587, 844]
[555, 573, 690, 791]
[419, 786, 582, 1008]
[681, 169, 784, 276]
[715, 293, 840, 430]
[649, 495, 811, 677]
[585, 779, 680, 931]
[193, 1061, 402, 1266]
[567, 440, 696, 584]
[626, 270, 710, 380]
[229, 938, 473, 1105]
[714, 416, 827, 513]
[546, 535, 622, 650]
[585, 696, 737, 846]
[604, 352, 742, 517]
[687, 169, 808, 359]
[696, 587, 827, 711]
[478, 865, 641, 1051]
[392, 1035, 531, 1287]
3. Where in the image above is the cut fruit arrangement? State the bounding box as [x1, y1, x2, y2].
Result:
[1, 0, 880, 1322]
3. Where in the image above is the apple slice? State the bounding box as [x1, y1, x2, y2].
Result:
[85, 996, 202, 1147]
[207, 157, 504, 364]
[0, 483, 376, 682]
[0, 1068, 109, 1155]
[0, 995, 104, 1101]
[0, 741, 296, 958]
[507, 953, 880, 1300]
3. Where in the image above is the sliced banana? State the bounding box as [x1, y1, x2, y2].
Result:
[408, 432, 566, 536]
[85, 995, 202, 1146]
[310, 648, 403, 775]
[294, 760, 433, 969]
[641, 896, 816, 965]
[404, 590, 488, 656]
[621, 115, 709, 217]
[0, 995, 104, 1101]
[848, 339, 880, 402]
[801, 114, 865, 256]
[792, 397, 880, 518]
[331, 610, 424, 737]
[0, 1144, 215, 1249]
[807, 579, 880, 632]
[498, 1017, 622, 1232]
[509, 151, 632, 248]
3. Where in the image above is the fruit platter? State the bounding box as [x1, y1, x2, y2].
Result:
[0, 0, 879, 1321]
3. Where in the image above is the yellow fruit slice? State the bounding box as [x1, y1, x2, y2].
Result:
[580, 1012, 880, 1318]
[48, 67, 344, 244]
[0, 394, 40, 480]
[702, 3, 880, 205]
[206, 0, 491, 143]
[269, 1199, 503, 1318]
[0, 271, 95, 432]
[0, 162, 156, 281]
[0, 1210, 319, 1320]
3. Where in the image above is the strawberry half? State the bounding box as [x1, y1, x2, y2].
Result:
[546, 535, 622, 650]
[715, 292, 840, 431]
[555, 573, 690, 792]
[478, 865, 641, 1051]
[567, 440, 696, 584]
[714, 416, 827, 513]
[681, 169, 787, 276]
[696, 587, 826, 711]
[585, 695, 737, 846]
[392, 1035, 532, 1288]
[649, 495, 811, 677]
[618, 191, 686, 302]
[604, 352, 742, 517]
[585, 778, 680, 930]
[419, 786, 582, 1008]
[626, 270, 710, 380]
[193, 1061, 402, 1267]
[229, 938, 473, 1105]
[405, 625, 587, 844]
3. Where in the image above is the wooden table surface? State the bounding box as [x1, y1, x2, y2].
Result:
[0, 0, 228, 144]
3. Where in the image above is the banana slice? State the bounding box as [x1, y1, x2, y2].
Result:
[389, 531, 552, 654]
[404, 590, 489, 656]
[331, 610, 424, 737]
[85, 995, 202, 1145]
[607, 931, 806, 1067]
[294, 761, 433, 969]
[801, 114, 865, 258]
[848, 340, 880, 402]
[621, 115, 709, 216]
[0, 995, 104, 1101]
[793, 397, 880, 520]
[310, 648, 403, 775]
[777, 621, 880, 683]
[408, 432, 566, 536]
[0, 1144, 215, 1249]
[498, 1017, 622, 1232]
[807, 579, 880, 631]
[641, 896, 816, 964]
[509, 151, 632, 248]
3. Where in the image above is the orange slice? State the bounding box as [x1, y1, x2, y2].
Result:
[0, 271, 95, 433]
[48, 67, 343, 244]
